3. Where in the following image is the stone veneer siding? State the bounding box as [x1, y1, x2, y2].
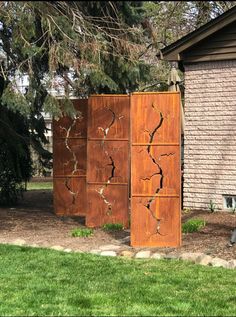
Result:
[183, 60, 236, 210]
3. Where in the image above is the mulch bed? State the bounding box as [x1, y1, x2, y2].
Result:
[0, 190, 235, 260]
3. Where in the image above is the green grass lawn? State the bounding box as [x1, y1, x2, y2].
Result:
[0, 245, 235, 316]
[26, 182, 53, 190]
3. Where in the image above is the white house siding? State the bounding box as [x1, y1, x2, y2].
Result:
[183, 60, 236, 210]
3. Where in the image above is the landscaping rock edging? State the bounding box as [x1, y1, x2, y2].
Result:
[91, 247, 236, 269]
[7, 239, 236, 270]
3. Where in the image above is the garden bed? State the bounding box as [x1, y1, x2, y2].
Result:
[0, 190, 235, 260]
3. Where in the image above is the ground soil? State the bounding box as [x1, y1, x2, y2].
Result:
[0, 190, 235, 260]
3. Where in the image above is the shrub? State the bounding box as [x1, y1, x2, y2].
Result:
[182, 219, 206, 234]
[103, 223, 124, 231]
[209, 200, 216, 213]
[0, 107, 32, 206]
[70, 228, 93, 237]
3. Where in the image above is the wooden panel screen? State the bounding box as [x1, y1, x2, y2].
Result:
[53, 99, 88, 216]
[86, 95, 130, 228]
[131, 92, 181, 247]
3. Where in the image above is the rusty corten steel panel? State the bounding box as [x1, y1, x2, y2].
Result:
[86, 95, 130, 228]
[53, 99, 88, 216]
[86, 184, 129, 228]
[53, 99, 88, 139]
[131, 92, 181, 247]
[131, 93, 180, 144]
[131, 197, 180, 247]
[87, 141, 129, 184]
[88, 95, 129, 140]
[53, 177, 86, 216]
[131, 145, 180, 196]
[53, 139, 86, 177]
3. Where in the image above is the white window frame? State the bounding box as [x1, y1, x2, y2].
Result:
[223, 195, 236, 211]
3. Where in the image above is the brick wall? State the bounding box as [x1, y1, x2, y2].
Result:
[184, 60, 236, 210]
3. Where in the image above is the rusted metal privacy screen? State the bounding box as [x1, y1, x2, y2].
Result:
[86, 95, 130, 228]
[53, 99, 88, 216]
[131, 92, 181, 247]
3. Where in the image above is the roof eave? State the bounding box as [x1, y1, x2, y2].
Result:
[158, 6, 236, 61]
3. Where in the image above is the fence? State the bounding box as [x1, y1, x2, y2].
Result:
[53, 99, 87, 216]
[53, 93, 181, 247]
[86, 95, 130, 228]
[130, 93, 181, 247]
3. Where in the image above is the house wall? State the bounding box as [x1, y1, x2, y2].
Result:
[181, 21, 236, 62]
[183, 60, 236, 210]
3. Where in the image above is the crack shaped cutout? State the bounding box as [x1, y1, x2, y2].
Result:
[96, 151, 116, 216]
[65, 178, 78, 206]
[59, 115, 82, 204]
[142, 103, 175, 237]
[98, 106, 124, 141]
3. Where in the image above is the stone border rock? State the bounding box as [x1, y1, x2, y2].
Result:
[5, 239, 236, 270]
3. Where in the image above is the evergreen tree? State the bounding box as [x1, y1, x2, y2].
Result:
[0, 1, 150, 205]
[0, 105, 32, 205]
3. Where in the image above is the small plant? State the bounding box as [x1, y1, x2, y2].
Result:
[182, 219, 206, 234]
[209, 199, 216, 213]
[70, 228, 93, 237]
[182, 207, 191, 214]
[103, 223, 124, 231]
[231, 207, 236, 214]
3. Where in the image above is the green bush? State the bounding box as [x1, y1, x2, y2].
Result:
[102, 223, 124, 231]
[209, 199, 216, 213]
[0, 107, 32, 206]
[70, 228, 93, 237]
[182, 219, 206, 234]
